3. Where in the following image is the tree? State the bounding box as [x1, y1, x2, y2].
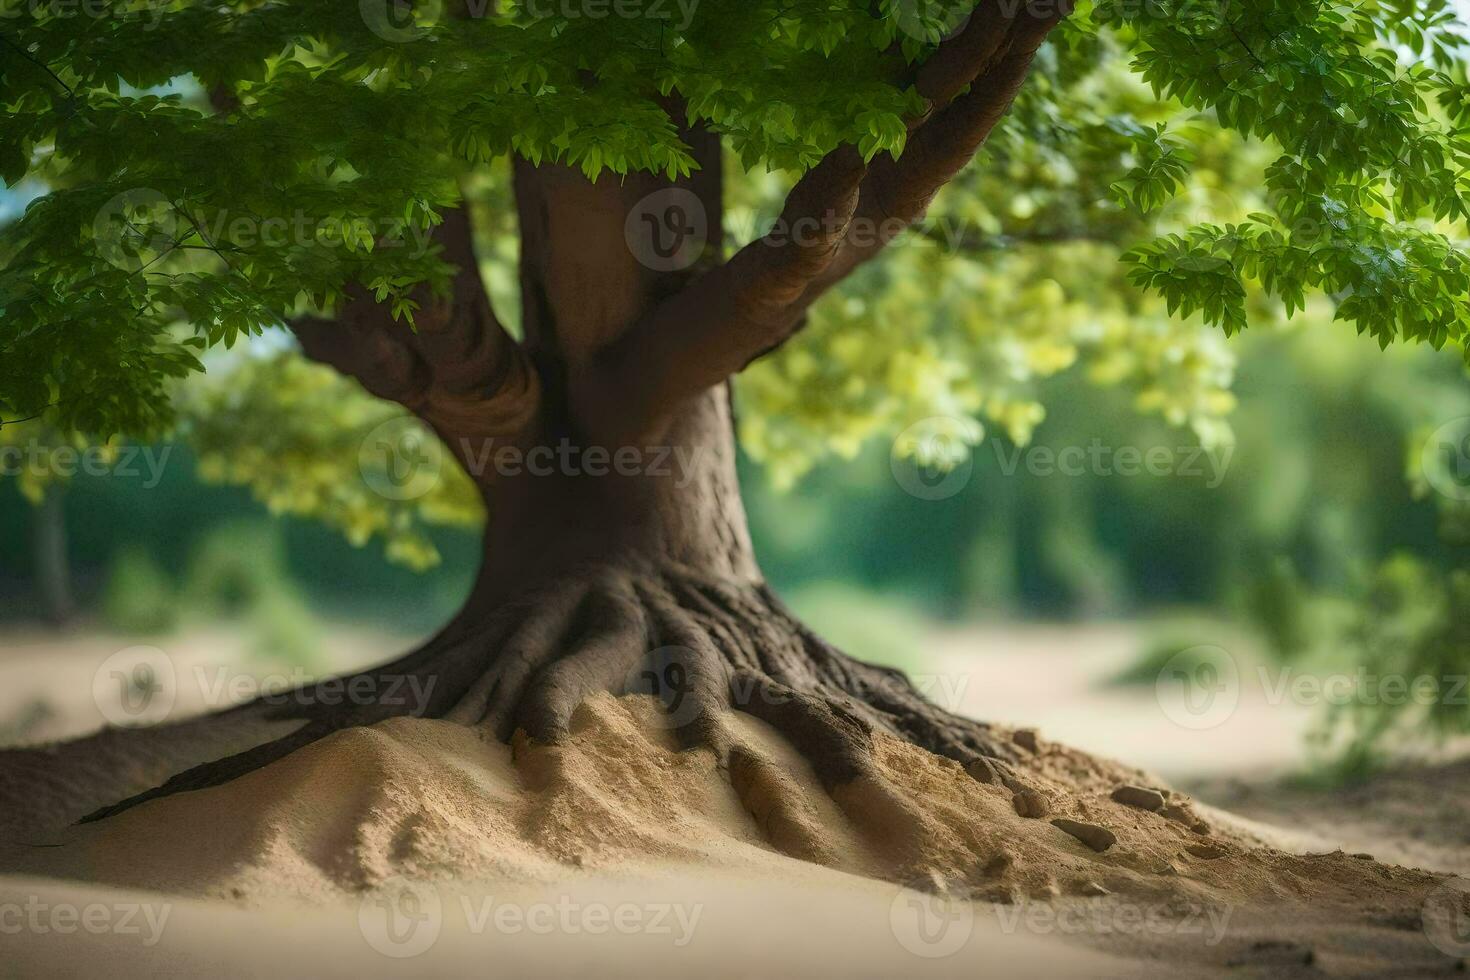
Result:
[1, 0, 1467, 874]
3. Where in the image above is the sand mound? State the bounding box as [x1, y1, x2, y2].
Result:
[0, 692, 1440, 925]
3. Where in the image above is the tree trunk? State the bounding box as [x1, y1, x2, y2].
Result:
[33, 487, 75, 628]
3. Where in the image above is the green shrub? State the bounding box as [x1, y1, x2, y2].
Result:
[101, 546, 178, 635]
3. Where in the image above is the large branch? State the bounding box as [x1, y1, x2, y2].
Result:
[290, 207, 540, 456]
[592, 3, 1068, 434]
[588, 146, 868, 432]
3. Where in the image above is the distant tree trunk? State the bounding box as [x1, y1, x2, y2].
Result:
[33, 486, 74, 628]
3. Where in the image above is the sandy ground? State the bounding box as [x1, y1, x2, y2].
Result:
[1, 621, 1467, 978]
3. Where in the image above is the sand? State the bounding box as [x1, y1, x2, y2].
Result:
[3, 626, 1468, 977]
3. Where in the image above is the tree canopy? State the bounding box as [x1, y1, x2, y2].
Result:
[2, 0, 1468, 564]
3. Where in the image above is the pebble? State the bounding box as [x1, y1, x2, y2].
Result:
[1051, 818, 1117, 853]
[1012, 789, 1051, 819]
[1110, 785, 1166, 812]
[1012, 729, 1040, 753]
[1076, 880, 1110, 897]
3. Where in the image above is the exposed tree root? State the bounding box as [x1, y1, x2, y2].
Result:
[2, 560, 1034, 850]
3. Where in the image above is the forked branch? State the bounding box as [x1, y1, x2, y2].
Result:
[591, 3, 1068, 437]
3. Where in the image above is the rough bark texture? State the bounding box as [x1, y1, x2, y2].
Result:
[0, 6, 1064, 854]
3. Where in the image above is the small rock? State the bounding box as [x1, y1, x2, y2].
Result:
[1110, 785, 1166, 812]
[1012, 789, 1051, 819]
[1076, 880, 1110, 897]
[966, 759, 1001, 784]
[1185, 842, 1227, 860]
[1012, 728, 1040, 753]
[1152, 860, 1179, 876]
[1051, 818, 1117, 853]
[1351, 852, 1375, 860]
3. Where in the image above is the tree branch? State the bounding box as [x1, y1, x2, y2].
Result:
[290, 208, 540, 459]
[589, 3, 1068, 436]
